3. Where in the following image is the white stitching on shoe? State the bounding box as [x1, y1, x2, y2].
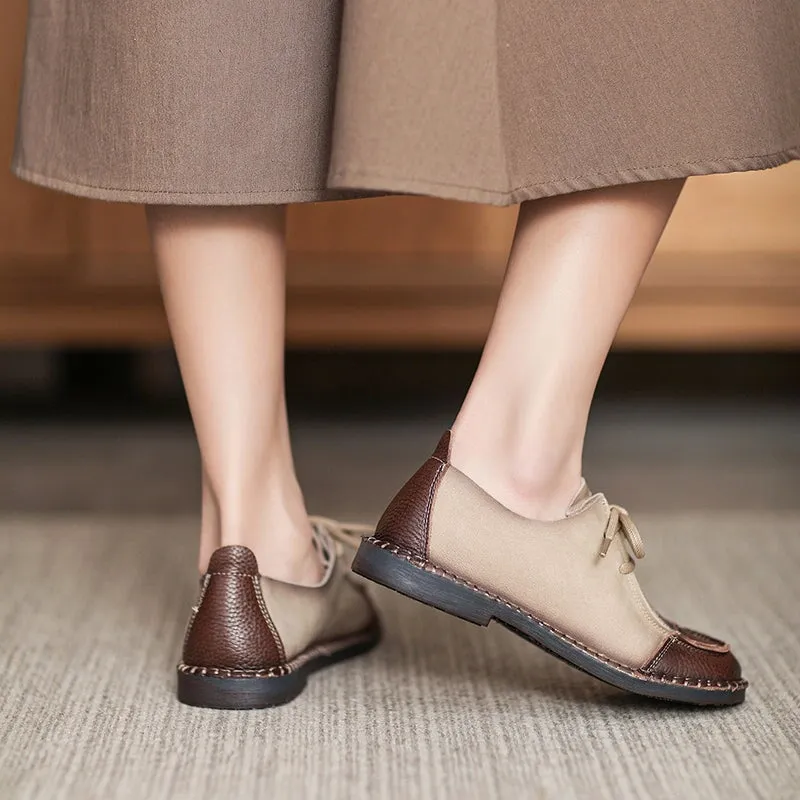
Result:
[251, 575, 286, 663]
[365, 537, 747, 693]
[645, 639, 673, 674]
[177, 626, 378, 679]
[182, 574, 210, 652]
[424, 462, 447, 559]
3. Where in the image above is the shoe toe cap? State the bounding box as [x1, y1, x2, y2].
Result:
[646, 630, 743, 685]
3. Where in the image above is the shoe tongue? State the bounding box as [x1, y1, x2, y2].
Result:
[566, 479, 593, 515]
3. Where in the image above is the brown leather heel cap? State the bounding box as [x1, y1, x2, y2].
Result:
[182, 545, 284, 670]
[375, 458, 446, 558]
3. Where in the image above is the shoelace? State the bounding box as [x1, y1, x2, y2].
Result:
[309, 515, 373, 553]
[599, 505, 646, 560]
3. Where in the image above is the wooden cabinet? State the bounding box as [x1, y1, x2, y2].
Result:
[3, 0, 799, 349]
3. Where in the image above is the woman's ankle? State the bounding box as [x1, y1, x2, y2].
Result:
[240, 524, 324, 586]
[450, 421, 584, 521]
[199, 483, 324, 585]
[221, 521, 323, 586]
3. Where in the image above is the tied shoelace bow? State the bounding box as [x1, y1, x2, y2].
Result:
[599, 505, 646, 561]
[310, 515, 373, 553]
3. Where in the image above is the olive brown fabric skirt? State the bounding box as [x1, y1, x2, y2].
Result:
[14, 0, 800, 206]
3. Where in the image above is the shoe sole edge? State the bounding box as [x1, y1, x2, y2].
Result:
[352, 538, 746, 707]
[176, 624, 381, 710]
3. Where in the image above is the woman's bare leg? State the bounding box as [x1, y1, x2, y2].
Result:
[147, 205, 322, 584]
[451, 180, 685, 519]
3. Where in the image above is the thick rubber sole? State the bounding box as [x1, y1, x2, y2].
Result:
[177, 625, 381, 710]
[352, 540, 746, 707]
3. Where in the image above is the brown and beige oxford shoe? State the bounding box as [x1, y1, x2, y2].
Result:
[353, 432, 746, 706]
[178, 519, 380, 709]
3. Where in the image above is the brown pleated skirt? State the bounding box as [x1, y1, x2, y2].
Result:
[14, 0, 800, 206]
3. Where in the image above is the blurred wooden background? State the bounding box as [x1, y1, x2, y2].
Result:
[2, 0, 799, 349]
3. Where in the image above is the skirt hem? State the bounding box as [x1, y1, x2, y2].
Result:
[10, 163, 369, 205]
[13, 146, 799, 206]
[329, 146, 800, 206]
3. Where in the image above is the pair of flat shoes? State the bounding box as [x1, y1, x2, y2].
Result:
[177, 433, 746, 709]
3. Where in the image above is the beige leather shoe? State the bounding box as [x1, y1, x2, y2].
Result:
[178, 519, 380, 709]
[353, 432, 746, 706]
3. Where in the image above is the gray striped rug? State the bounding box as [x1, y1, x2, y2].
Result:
[1, 513, 798, 800]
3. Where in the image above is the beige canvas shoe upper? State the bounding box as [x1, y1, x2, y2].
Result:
[428, 468, 671, 668]
[353, 431, 745, 705]
[258, 520, 378, 663]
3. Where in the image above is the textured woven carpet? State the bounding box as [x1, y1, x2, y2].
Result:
[1, 513, 799, 800]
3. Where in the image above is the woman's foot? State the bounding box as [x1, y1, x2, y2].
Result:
[353, 432, 746, 706]
[178, 519, 381, 709]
